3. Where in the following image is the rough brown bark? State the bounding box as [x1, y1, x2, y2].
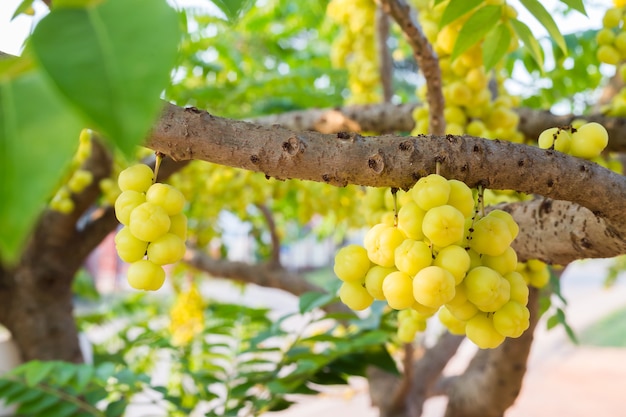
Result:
[252, 103, 626, 153]
[147, 103, 626, 264]
[378, 0, 445, 135]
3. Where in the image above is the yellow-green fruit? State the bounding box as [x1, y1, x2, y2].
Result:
[129, 202, 171, 242]
[334, 244, 371, 282]
[481, 246, 518, 276]
[411, 301, 439, 317]
[169, 213, 188, 240]
[434, 245, 470, 284]
[447, 82, 472, 107]
[569, 122, 609, 159]
[469, 216, 513, 256]
[397, 201, 426, 240]
[438, 306, 467, 335]
[476, 277, 510, 312]
[435, 25, 458, 55]
[383, 271, 416, 310]
[412, 174, 451, 211]
[596, 28, 615, 45]
[488, 210, 519, 240]
[422, 205, 465, 247]
[446, 179, 474, 218]
[394, 239, 433, 276]
[67, 169, 94, 194]
[492, 301, 530, 338]
[538, 127, 572, 153]
[412, 265, 456, 308]
[446, 299, 478, 321]
[339, 281, 374, 311]
[466, 313, 505, 349]
[614, 31, 626, 54]
[603, 7, 623, 28]
[147, 233, 186, 265]
[465, 67, 488, 91]
[464, 266, 509, 311]
[527, 266, 550, 288]
[365, 266, 397, 300]
[504, 271, 529, 305]
[444, 106, 467, 126]
[597, 45, 621, 65]
[127, 260, 166, 291]
[115, 227, 148, 263]
[118, 164, 154, 193]
[146, 183, 186, 215]
[115, 190, 146, 226]
[364, 224, 406, 267]
[397, 317, 426, 343]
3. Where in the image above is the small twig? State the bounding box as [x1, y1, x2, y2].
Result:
[255, 203, 282, 267]
[376, 6, 394, 103]
[378, 0, 445, 135]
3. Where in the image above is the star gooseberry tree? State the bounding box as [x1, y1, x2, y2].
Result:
[2, 0, 626, 416]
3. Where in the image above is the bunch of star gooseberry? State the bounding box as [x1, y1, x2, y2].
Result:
[114, 163, 187, 291]
[334, 174, 537, 349]
[537, 121, 609, 160]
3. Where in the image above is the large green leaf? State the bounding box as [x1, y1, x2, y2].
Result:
[439, 0, 482, 28]
[510, 18, 544, 71]
[559, 0, 587, 15]
[519, 0, 566, 54]
[30, 0, 180, 155]
[211, 0, 255, 22]
[0, 68, 84, 263]
[483, 23, 511, 70]
[451, 5, 502, 61]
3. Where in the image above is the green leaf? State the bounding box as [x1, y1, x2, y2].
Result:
[546, 313, 559, 330]
[0, 69, 84, 263]
[30, 0, 180, 155]
[559, 0, 586, 15]
[11, 0, 35, 20]
[439, 0, 482, 28]
[70, 365, 94, 393]
[24, 360, 57, 387]
[509, 19, 544, 71]
[434, 0, 447, 5]
[210, 0, 254, 23]
[33, 399, 79, 417]
[519, 0, 566, 54]
[483, 23, 511, 70]
[105, 398, 128, 417]
[298, 291, 336, 314]
[451, 5, 502, 61]
[15, 393, 60, 415]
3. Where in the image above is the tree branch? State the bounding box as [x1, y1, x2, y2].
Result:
[376, 6, 393, 103]
[252, 103, 626, 153]
[255, 203, 281, 267]
[378, 0, 445, 135]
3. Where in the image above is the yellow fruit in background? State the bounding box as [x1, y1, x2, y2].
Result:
[339, 281, 374, 311]
[383, 271, 416, 310]
[597, 45, 621, 65]
[67, 169, 94, 194]
[438, 306, 467, 335]
[603, 7, 623, 28]
[596, 28, 616, 46]
[334, 244, 371, 282]
[127, 260, 166, 291]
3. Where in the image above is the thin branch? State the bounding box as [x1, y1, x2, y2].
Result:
[255, 203, 281, 267]
[378, 0, 445, 135]
[376, 6, 393, 103]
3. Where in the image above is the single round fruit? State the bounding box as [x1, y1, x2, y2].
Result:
[339, 282, 374, 311]
[147, 233, 186, 265]
[129, 202, 171, 242]
[127, 260, 166, 291]
[383, 271, 416, 310]
[115, 227, 148, 263]
[169, 213, 188, 240]
[334, 244, 371, 282]
[492, 301, 530, 338]
[481, 246, 518, 276]
[412, 174, 451, 211]
[446, 180, 474, 217]
[394, 239, 432, 276]
[466, 313, 505, 349]
[118, 164, 154, 193]
[469, 216, 513, 256]
[413, 266, 456, 308]
[115, 190, 146, 226]
[434, 245, 470, 284]
[597, 45, 621, 65]
[67, 169, 94, 194]
[464, 267, 509, 311]
[365, 266, 397, 300]
[146, 183, 186, 215]
[422, 205, 465, 247]
[397, 201, 426, 240]
[569, 122, 609, 159]
[364, 224, 406, 267]
[603, 7, 622, 28]
[504, 271, 529, 305]
[488, 210, 519, 240]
